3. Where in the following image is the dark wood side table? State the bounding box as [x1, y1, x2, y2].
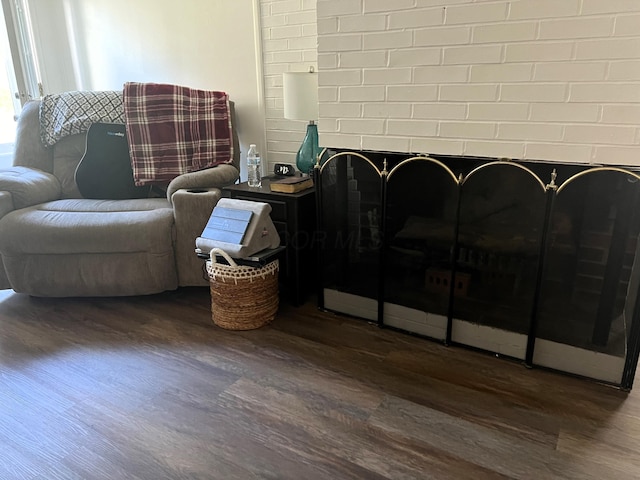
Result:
[222, 176, 316, 306]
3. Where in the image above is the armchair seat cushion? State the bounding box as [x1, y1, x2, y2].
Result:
[0, 198, 174, 255]
[0, 198, 178, 296]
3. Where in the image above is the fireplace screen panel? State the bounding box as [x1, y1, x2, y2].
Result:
[534, 170, 640, 383]
[451, 163, 547, 359]
[317, 153, 383, 318]
[382, 158, 459, 338]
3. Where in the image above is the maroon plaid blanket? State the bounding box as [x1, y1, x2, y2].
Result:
[123, 82, 233, 185]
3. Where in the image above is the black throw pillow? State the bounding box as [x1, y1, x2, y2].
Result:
[75, 123, 150, 199]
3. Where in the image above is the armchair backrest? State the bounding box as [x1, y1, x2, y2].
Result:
[13, 100, 98, 198]
[13, 100, 53, 173]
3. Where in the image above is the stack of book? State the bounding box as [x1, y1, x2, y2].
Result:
[269, 175, 313, 193]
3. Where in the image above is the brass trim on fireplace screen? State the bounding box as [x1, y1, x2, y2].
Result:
[556, 166, 640, 194]
[462, 160, 547, 191]
[318, 151, 383, 177]
[387, 156, 459, 184]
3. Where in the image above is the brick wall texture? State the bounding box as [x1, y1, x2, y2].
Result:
[260, 0, 318, 173]
[262, 1, 640, 167]
[316, 0, 640, 165]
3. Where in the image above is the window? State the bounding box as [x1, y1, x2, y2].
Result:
[0, 0, 41, 167]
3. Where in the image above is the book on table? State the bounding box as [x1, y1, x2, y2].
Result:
[269, 175, 313, 193]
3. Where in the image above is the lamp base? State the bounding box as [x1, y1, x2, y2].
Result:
[296, 122, 321, 174]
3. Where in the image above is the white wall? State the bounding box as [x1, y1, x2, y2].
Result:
[316, 0, 640, 166]
[27, 0, 315, 177]
[31, 0, 266, 179]
[27, 0, 76, 95]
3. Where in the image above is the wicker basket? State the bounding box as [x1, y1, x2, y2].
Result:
[205, 248, 279, 330]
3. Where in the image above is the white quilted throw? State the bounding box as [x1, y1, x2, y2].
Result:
[39, 90, 125, 146]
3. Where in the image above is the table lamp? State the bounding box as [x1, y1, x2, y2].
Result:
[283, 68, 319, 174]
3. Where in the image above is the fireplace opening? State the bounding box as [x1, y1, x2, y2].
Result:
[316, 148, 640, 388]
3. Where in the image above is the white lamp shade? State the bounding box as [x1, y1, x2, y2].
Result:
[283, 71, 319, 121]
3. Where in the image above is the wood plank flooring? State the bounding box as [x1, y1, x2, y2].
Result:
[0, 287, 639, 479]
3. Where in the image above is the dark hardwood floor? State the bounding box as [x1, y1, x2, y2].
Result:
[0, 287, 639, 479]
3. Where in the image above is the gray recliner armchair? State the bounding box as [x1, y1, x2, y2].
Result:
[0, 99, 240, 296]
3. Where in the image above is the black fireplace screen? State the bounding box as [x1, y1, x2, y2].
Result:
[315, 149, 640, 390]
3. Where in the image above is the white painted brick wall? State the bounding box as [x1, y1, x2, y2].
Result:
[260, 0, 319, 172]
[363, 103, 411, 119]
[444, 2, 508, 25]
[314, 0, 640, 165]
[415, 26, 471, 47]
[262, 1, 640, 166]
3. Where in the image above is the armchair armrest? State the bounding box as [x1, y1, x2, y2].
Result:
[166, 164, 240, 203]
[0, 166, 61, 209]
[0, 191, 12, 219]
